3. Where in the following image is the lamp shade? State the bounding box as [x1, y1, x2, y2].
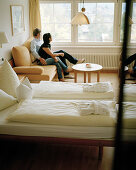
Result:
[71, 12, 90, 26]
[0, 32, 9, 44]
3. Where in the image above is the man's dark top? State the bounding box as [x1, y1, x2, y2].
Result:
[38, 43, 51, 60]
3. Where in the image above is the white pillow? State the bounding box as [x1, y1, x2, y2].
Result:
[16, 77, 33, 102]
[0, 59, 20, 97]
[0, 89, 17, 110]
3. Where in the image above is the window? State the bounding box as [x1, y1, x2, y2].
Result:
[120, 2, 136, 43]
[131, 3, 136, 43]
[78, 3, 114, 42]
[40, 2, 71, 42]
[120, 2, 126, 42]
[40, 0, 136, 45]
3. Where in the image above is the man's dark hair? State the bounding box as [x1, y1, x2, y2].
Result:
[33, 28, 41, 37]
[43, 33, 51, 44]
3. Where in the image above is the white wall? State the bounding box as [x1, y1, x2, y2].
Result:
[0, 0, 29, 60]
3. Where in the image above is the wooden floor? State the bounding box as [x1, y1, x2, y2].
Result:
[0, 140, 114, 170]
[0, 72, 119, 170]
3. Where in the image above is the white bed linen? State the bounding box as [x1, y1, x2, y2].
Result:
[0, 103, 115, 139]
[124, 84, 136, 102]
[0, 101, 135, 140]
[122, 102, 136, 129]
[31, 81, 114, 100]
[7, 99, 116, 127]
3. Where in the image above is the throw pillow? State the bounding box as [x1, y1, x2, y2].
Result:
[0, 89, 17, 111]
[0, 59, 20, 97]
[12, 46, 31, 66]
[16, 77, 33, 102]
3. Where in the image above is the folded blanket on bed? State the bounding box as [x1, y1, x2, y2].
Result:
[31, 81, 114, 100]
[7, 99, 116, 127]
[76, 100, 114, 116]
[82, 82, 111, 92]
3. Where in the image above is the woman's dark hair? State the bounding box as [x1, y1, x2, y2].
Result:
[33, 28, 41, 37]
[43, 33, 51, 44]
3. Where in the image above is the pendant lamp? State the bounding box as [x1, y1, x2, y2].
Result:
[71, 0, 90, 26]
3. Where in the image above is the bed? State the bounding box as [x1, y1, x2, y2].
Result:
[0, 98, 116, 159]
[0, 80, 135, 159]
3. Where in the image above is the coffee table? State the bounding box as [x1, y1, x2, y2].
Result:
[72, 63, 103, 83]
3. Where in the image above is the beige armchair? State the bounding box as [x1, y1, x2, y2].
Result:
[11, 39, 57, 82]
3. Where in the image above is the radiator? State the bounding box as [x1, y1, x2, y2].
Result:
[68, 53, 120, 70]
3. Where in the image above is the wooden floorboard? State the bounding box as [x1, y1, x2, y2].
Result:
[0, 140, 114, 170]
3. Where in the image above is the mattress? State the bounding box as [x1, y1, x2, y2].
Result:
[6, 99, 116, 127]
[31, 81, 114, 100]
[0, 100, 116, 139]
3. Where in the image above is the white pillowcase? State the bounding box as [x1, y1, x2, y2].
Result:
[16, 77, 33, 102]
[0, 89, 17, 111]
[0, 59, 20, 97]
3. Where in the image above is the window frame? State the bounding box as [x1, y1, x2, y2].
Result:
[40, 0, 136, 47]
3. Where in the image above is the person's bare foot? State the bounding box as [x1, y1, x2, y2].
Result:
[66, 67, 73, 73]
[59, 78, 65, 82]
[128, 69, 133, 74]
[77, 58, 85, 64]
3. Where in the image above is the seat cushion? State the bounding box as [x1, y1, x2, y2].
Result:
[13, 66, 44, 74]
[26, 65, 57, 81]
[12, 46, 31, 66]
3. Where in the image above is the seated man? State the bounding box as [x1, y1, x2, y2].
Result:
[125, 53, 136, 77]
[30, 28, 85, 78]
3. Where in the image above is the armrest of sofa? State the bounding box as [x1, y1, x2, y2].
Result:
[13, 66, 44, 74]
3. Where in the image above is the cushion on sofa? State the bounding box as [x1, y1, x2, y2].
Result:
[13, 66, 44, 74]
[23, 38, 36, 63]
[23, 37, 33, 50]
[12, 46, 31, 66]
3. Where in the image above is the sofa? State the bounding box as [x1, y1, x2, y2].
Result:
[11, 38, 57, 82]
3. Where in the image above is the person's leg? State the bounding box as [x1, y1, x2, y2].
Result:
[125, 53, 136, 66]
[45, 58, 64, 81]
[57, 58, 68, 72]
[54, 50, 78, 64]
[54, 50, 68, 66]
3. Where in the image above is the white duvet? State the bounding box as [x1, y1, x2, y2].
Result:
[31, 81, 114, 100]
[122, 102, 136, 128]
[7, 99, 116, 127]
[124, 84, 136, 102]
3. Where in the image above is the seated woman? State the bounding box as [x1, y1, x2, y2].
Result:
[38, 33, 73, 82]
[125, 53, 136, 77]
